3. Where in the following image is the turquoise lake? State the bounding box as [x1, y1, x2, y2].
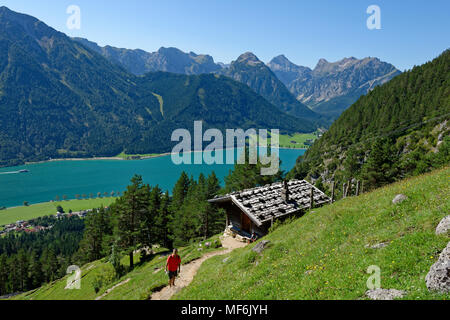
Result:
[0, 148, 305, 208]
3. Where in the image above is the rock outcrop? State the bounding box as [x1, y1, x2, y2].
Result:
[252, 240, 270, 254]
[365, 242, 389, 249]
[366, 288, 406, 300]
[435, 216, 450, 235]
[392, 194, 408, 204]
[425, 242, 450, 293]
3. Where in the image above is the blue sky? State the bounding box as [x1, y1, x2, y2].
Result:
[2, 0, 449, 70]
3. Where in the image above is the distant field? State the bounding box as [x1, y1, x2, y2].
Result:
[116, 152, 162, 160]
[0, 198, 115, 226]
[278, 132, 318, 148]
[250, 132, 319, 149]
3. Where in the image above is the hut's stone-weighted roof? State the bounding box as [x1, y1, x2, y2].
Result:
[209, 180, 331, 226]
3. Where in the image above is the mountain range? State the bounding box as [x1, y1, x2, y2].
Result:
[0, 6, 410, 168]
[288, 49, 449, 187]
[75, 38, 402, 120]
[268, 55, 402, 117]
[216, 52, 319, 120]
[0, 6, 313, 167]
[73, 38, 223, 76]
[73, 39, 321, 121]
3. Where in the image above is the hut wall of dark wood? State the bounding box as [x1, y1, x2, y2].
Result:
[222, 202, 267, 236]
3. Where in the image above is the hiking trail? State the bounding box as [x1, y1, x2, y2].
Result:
[95, 278, 131, 300]
[150, 236, 247, 300]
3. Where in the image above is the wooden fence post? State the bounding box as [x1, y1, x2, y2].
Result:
[361, 181, 364, 194]
[331, 181, 335, 203]
[356, 181, 361, 196]
[310, 187, 314, 209]
[347, 180, 351, 197]
[343, 183, 347, 198]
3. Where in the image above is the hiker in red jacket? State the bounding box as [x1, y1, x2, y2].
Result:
[166, 248, 181, 287]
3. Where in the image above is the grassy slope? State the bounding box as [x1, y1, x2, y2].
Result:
[175, 167, 450, 300]
[250, 132, 318, 149]
[278, 133, 318, 149]
[13, 235, 222, 300]
[0, 198, 115, 226]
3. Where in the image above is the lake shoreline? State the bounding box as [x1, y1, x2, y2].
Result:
[1, 148, 306, 208]
[23, 153, 172, 165]
[20, 147, 307, 167]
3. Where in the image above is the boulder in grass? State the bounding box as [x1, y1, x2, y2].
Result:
[366, 288, 406, 300]
[392, 194, 408, 204]
[436, 216, 450, 236]
[252, 240, 270, 254]
[365, 242, 389, 250]
[425, 242, 450, 293]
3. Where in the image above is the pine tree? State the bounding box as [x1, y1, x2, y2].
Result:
[155, 191, 172, 249]
[172, 177, 201, 246]
[224, 147, 283, 193]
[361, 138, 398, 190]
[114, 175, 149, 270]
[138, 185, 160, 252]
[8, 255, 20, 293]
[44, 249, 59, 282]
[78, 207, 111, 262]
[196, 174, 209, 239]
[109, 242, 124, 279]
[17, 249, 29, 291]
[28, 250, 43, 289]
[205, 172, 225, 236]
[170, 171, 190, 213]
[0, 254, 8, 295]
[343, 147, 361, 180]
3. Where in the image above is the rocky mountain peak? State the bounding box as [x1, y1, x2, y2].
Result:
[315, 58, 329, 68]
[2, 6, 65, 41]
[270, 54, 290, 65]
[269, 55, 297, 70]
[235, 52, 263, 66]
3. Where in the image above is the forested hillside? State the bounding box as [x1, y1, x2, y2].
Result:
[0, 6, 314, 167]
[288, 49, 450, 194]
[0, 216, 84, 294]
[131, 72, 316, 154]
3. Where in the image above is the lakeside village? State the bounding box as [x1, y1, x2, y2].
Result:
[0, 208, 99, 236]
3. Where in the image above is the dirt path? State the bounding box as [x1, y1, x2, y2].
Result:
[150, 236, 247, 300]
[95, 278, 131, 300]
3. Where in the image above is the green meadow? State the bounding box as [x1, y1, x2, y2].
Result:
[13, 235, 222, 300]
[250, 132, 318, 149]
[115, 152, 162, 160]
[175, 167, 450, 300]
[0, 198, 115, 226]
[278, 132, 318, 149]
